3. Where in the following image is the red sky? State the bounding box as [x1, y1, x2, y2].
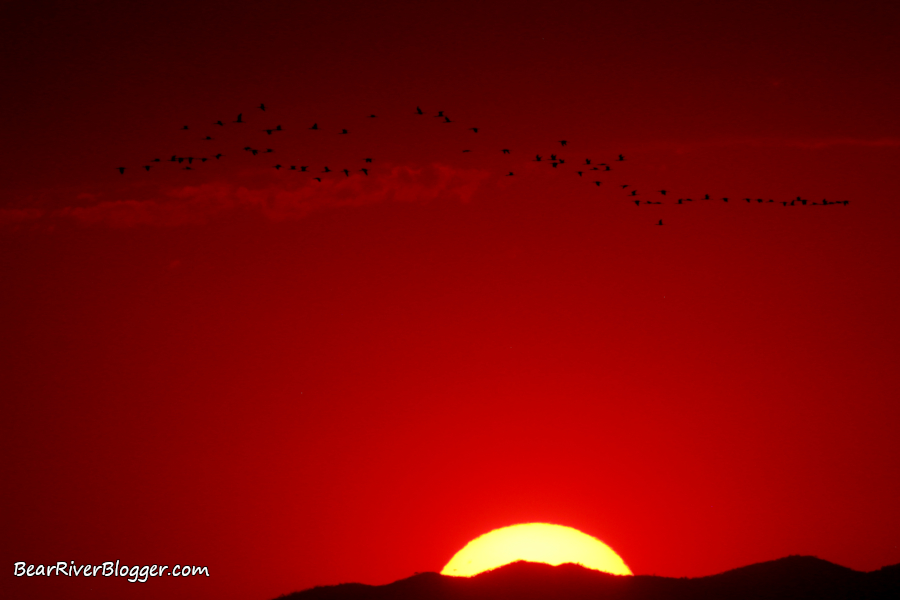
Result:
[2, 1, 899, 599]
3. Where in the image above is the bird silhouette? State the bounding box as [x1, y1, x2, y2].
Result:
[559, 140, 567, 146]
[151, 158, 161, 162]
[534, 155, 542, 161]
[435, 111, 444, 117]
[502, 149, 510, 154]
[299, 166, 308, 172]
[657, 219, 663, 226]
[633, 200, 640, 206]
[290, 166, 297, 170]
[594, 181, 601, 186]
[364, 158, 373, 162]
[704, 194, 710, 200]
[576, 171, 583, 176]
[605, 165, 611, 171]
[203, 136, 213, 140]
[340, 129, 349, 134]
[117, 167, 125, 174]
[659, 190, 667, 195]
[722, 197, 729, 202]
[462, 149, 471, 153]
[214, 153, 224, 159]
[143, 165, 151, 171]
[506, 171, 514, 176]
[617, 154, 625, 161]
[443, 116, 452, 123]
[181, 125, 189, 130]
[265, 149, 273, 153]
[214, 120, 224, 126]
[621, 184, 629, 189]
[259, 103, 266, 111]
[233, 113, 243, 123]
[552, 162, 558, 168]
[313, 177, 321, 182]
[360, 168, 368, 175]
[343, 169, 350, 177]
[470, 127, 478, 133]
[322, 166, 331, 173]
[584, 158, 591, 165]
[550, 154, 557, 160]
[310, 123, 318, 130]
[369, 114, 377, 118]
[631, 190, 637, 196]
[274, 164, 282, 170]
[416, 106, 424, 115]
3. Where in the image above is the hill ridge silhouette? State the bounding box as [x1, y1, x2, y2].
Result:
[278, 556, 900, 600]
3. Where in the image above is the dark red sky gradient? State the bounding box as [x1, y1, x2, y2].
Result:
[2, 1, 899, 599]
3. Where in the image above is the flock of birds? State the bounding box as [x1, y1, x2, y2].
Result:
[116, 103, 850, 225]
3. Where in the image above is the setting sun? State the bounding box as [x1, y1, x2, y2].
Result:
[441, 523, 632, 577]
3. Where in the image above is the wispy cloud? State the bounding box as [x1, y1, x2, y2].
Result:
[0, 163, 492, 229]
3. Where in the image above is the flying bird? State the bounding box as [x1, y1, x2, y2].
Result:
[360, 168, 368, 175]
[506, 171, 514, 176]
[203, 136, 213, 140]
[274, 164, 282, 170]
[322, 166, 331, 173]
[259, 103, 266, 111]
[214, 120, 224, 126]
[659, 190, 667, 195]
[233, 113, 243, 123]
[310, 123, 318, 130]
[443, 116, 452, 123]
[594, 181, 601, 186]
[214, 153, 224, 159]
[435, 111, 444, 117]
[502, 149, 510, 154]
[584, 158, 591, 165]
[364, 158, 373, 162]
[143, 165, 151, 171]
[470, 127, 478, 133]
[369, 114, 377, 118]
[117, 167, 125, 174]
[340, 129, 349, 134]
[343, 169, 350, 177]
[559, 140, 567, 146]
[617, 154, 625, 161]
[416, 106, 424, 115]
[313, 177, 321, 182]
[534, 155, 542, 161]
[181, 125, 189, 130]
[576, 171, 583, 176]
[657, 219, 663, 226]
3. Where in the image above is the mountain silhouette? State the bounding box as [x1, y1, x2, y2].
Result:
[277, 556, 900, 600]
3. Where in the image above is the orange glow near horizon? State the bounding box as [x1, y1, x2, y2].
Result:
[440, 523, 633, 577]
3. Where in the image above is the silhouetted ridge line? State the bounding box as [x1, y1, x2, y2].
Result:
[276, 556, 900, 600]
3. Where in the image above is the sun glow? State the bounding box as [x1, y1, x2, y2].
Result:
[441, 523, 632, 577]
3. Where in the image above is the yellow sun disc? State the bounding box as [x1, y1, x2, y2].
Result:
[441, 523, 632, 577]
